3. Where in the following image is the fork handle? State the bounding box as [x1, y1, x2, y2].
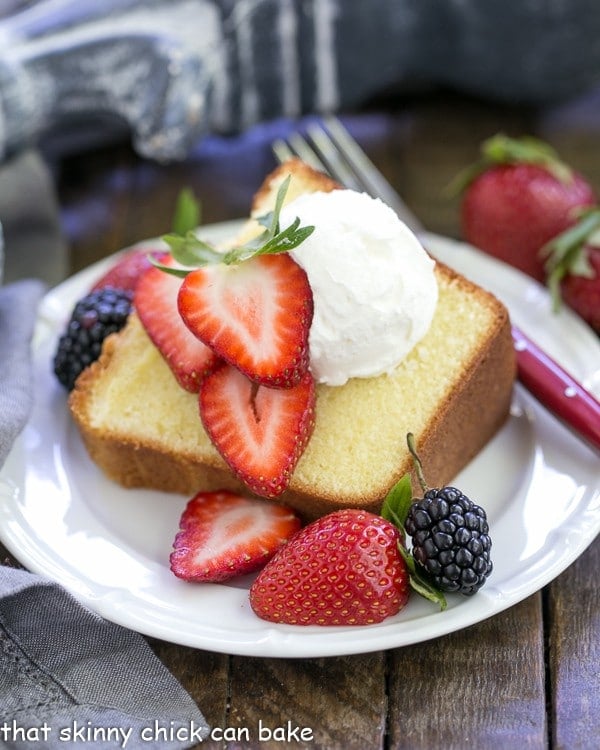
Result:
[512, 326, 600, 452]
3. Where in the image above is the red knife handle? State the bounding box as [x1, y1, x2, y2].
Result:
[512, 326, 600, 452]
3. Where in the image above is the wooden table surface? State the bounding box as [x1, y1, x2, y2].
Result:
[4, 91, 599, 748]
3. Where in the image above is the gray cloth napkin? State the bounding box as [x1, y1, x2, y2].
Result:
[2, 1, 600, 162]
[0, 159, 209, 748]
[0, 150, 68, 287]
[0, 279, 45, 468]
[0, 567, 210, 749]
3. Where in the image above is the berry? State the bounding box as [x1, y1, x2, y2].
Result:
[250, 509, 410, 626]
[405, 487, 492, 596]
[199, 365, 316, 498]
[170, 490, 301, 583]
[543, 207, 600, 333]
[53, 287, 133, 390]
[135, 254, 220, 392]
[560, 246, 600, 333]
[457, 134, 596, 282]
[90, 246, 160, 293]
[178, 253, 313, 388]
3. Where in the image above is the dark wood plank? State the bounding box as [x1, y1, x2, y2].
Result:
[388, 595, 547, 748]
[147, 641, 229, 750]
[1, 542, 21, 568]
[547, 537, 600, 750]
[56, 144, 139, 274]
[226, 653, 387, 749]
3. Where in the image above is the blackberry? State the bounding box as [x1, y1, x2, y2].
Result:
[53, 287, 133, 390]
[405, 486, 492, 595]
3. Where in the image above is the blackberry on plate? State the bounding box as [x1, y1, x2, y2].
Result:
[53, 287, 133, 391]
[405, 486, 492, 596]
[383, 433, 493, 603]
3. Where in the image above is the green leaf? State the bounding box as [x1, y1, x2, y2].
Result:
[481, 133, 572, 183]
[397, 544, 447, 610]
[542, 207, 600, 311]
[242, 176, 291, 246]
[381, 474, 413, 531]
[269, 174, 290, 235]
[148, 258, 190, 279]
[162, 232, 224, 268]
[257, 219, 315, 255]
[381, 453, 447, 611]
[446, 133, 574, 196]
[172, 188, 201, 235]
[542, 208, 600, 270]
[158, 173, 314, 273]
[571, 251, 595, 277]
[444, 161, 487, 198]
[221, 177, 314, 264]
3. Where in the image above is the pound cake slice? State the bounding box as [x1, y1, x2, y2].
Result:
[69, 161, 515, 521]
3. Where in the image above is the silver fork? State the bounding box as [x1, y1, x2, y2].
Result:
[272, 118, 600, 452]
[272, 116, 425, 234]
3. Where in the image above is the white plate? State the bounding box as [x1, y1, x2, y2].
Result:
[1, 227, 599, 658]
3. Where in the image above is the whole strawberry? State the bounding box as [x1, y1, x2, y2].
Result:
[249, 509, 410, 626]
[543, 207, 600, 333]
[456, 134, 596, 282]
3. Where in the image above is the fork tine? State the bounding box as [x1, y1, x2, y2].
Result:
[289, 132, 327, 171]
[272, 138, 295, 164]
[276, 132, 329, 173]
[272, 117, 424, 234]
[273, 124, 363, 190]
[305, 122, 364, 192]
[323, 117, 424, 232]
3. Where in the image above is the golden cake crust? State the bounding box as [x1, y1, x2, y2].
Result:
[250, 158, 340, 214]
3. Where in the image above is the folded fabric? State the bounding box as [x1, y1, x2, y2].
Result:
[0, 282, 209, 747]
[1, 1, 600, 161]
[0, 279, 46, 468]
[0, 150, 68, 287]
[0, 565, 210, 749]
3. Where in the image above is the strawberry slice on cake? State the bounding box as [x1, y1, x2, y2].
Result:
[135, 254, 220, 393]
[200, 366, 316, 498]
[135, 176, 317, 497]
[178, 253, 313, 388]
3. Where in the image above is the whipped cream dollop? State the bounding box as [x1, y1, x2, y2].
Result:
[281, 189, 438, 386]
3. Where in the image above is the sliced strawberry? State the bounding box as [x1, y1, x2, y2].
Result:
[135, 255, 220, 392]
[91, 245, 162, 292]
[170, 490, 302, 582]
[199, 365, 316, 498]
[178, 253, 313, 388]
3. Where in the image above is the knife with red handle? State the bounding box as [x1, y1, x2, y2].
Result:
[512, 325, 600, 451]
